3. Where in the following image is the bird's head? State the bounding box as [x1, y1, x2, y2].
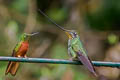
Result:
[65, 30, 78, 39]
[21, 32, 39, 41]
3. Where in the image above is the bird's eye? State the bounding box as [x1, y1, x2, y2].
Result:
[73, 32, 77, 37]
[74, 33, 76, 35]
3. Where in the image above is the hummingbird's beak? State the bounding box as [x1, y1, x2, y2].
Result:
[65, 32, 72, 39]
[26, 32, 39, 36]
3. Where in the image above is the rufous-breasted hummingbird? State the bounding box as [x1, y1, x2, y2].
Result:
[38, 9, 97, 77]
[5, 32, 39, 76]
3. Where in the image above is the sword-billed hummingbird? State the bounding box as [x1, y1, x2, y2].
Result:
[5, 32, 39, 76]
[38, 9, 97, 77]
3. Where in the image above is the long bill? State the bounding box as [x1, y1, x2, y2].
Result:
[38, 9, 67, 31]
[26, 32, 39, 36]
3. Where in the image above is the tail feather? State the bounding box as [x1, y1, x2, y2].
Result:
[5, 61, 19, 76]
[5, 61, 13, 75]
[10, 62, 19, 76]
[88, 57, 98, 77]
[77, 52, 97, 77]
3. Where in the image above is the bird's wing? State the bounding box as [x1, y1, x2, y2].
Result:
[5, 42, 22, 75]
[12, 41, 22, 56]
[71, 40, 97, 76]
[76, 51, 97, 77]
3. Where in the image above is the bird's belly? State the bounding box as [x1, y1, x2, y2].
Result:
[16, 43, 29, 57]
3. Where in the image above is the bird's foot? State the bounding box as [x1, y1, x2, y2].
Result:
[69, 57, 78, 61]
[24, 55, 28, 58]
[18, 55, 21, 58]
[69, 58, 73, 61]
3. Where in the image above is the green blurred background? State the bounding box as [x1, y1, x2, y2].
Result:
[0, 0, 120, 80]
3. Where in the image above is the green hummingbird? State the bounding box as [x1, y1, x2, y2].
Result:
[5, 32, 39, 76]
[38, 9, 97, 77]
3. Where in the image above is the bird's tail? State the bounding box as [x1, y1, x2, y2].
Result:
[5, 61, 19, 76]
[77, 55, 98, 77]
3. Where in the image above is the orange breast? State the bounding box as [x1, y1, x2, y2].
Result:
[16, 41, 29, 57]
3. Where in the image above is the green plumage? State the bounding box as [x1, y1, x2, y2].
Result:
[14, 33, 28, 52]
[67, 30, 97, 77]
[68, 36, 87, 58]
[14, 42, 22, 53]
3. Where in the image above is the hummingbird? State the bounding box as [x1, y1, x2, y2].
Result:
[38, 9, 97, 77]
[5, 32, 39, 76]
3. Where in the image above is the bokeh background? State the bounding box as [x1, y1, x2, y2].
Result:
[0, 0, 120, 80]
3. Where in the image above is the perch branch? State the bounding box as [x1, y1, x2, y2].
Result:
[0, 56, 120, 68]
